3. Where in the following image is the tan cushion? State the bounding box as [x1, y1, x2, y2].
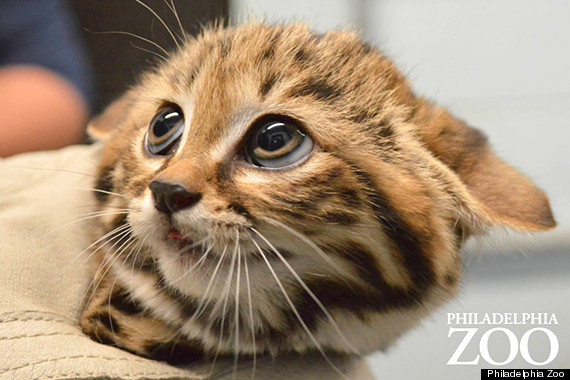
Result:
[0, 144, 372, 380]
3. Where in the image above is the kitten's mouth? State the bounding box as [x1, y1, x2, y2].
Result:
[166, 229, 202, 252]
[166, 229, 193, 244]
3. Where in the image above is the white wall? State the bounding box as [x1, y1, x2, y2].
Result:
[230, 0, 360, 32]
[366, 0, 570, 102]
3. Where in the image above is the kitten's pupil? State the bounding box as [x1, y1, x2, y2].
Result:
[259, 123, 289, 151]
[154, 111, 181, 137]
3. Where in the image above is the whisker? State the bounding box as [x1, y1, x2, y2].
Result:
[83, 237, 138, 322]
[73, 204, 129, 210]
[85, 227, 133, 292]
[163, 0, 186, 42]
[85, 29, 170, 57]
[63, 223, 131, 271]
[129, 41, 168, 61]
[69, 209, 130, 219]
[250, 237, 349, 380]
[5, 165, 112, 184]
[208, 237, 239, 378]
[10, 165, 131, 205]
[210, 238, 238, 321]
[193, 244, 228, 319]
[96, 234, 137, 297]
[176, 234, 212, 252]
[35, 210, 129, 242]
[68, 186, 129, 200]
[243, 244, 256, 380]
[130, 233, 151, 285]
[262, 217, 352, 279]
[106, 238, 142, 341]
[9, 161, 127, 198]
[132, 0, 181, 49]
[70, 151, 100, 168]
[60, 226, 128, 318]
[233, 230, 241, 378]
[251, 228, 358, 355]
[57, 225, 132, 307]
[197, 242, 215, 269]
[105, 222, 152, 317]
[169, 238, 214, 284]
[81, 229, 135, 316]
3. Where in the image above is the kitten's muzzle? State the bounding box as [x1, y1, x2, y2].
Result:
[149, 180, 202, 214]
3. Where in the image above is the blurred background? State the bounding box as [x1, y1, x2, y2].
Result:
[4, 0, 569, 378]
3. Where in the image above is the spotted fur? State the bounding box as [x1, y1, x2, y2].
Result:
[81, 22, 555, 365]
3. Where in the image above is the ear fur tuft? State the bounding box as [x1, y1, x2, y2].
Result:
[87, 91, 136, 141]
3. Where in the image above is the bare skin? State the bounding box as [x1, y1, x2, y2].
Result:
[0, 65, 89, 158]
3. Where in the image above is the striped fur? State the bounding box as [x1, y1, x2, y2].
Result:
[81, 22, 555, 364]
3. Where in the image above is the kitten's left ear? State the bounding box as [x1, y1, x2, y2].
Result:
[87, 91, 136, 141]
[415, 102, 556, 232]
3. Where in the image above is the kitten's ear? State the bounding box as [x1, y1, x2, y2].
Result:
[416, 103, 555, 232]
[87, 91, 136, 141]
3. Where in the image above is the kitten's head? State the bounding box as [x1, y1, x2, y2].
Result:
[89, 23, 555, 355]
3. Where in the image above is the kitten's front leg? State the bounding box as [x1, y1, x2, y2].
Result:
[81, 266, 204, 364]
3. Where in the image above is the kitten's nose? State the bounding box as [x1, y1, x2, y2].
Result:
[149, 181, 202, 214]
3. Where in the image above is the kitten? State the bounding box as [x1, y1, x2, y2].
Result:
[81, 22, 555, 365]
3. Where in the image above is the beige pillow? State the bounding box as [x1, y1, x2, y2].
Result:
[0, 144, 372, 380]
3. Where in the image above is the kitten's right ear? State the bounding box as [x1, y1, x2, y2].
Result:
[414, 101, 555, 232]
[87, 91, 136, 141]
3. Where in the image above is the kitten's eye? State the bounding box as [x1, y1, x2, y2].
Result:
[145, 106, 185, 156]
[245, 118, 313, 168]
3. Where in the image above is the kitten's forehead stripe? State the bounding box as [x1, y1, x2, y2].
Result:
[294, 77, 342, 103]
[259, 73, 278, 98]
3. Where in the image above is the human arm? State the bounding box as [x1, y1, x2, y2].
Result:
[0, 0, 94, 157]
[0, 65, 88, 157]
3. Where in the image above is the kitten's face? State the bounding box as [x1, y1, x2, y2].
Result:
[90, 23, 554, 356]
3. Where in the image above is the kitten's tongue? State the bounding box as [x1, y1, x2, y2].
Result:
[167, 229, 184, 240]
[167, 229, 196, 247]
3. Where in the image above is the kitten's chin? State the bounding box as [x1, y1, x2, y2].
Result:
[152, 242, 222, 297]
